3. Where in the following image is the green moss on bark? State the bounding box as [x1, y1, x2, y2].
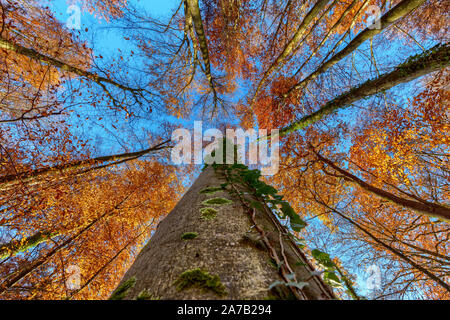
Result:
[181, 232, 198, 240]
[173, 268, 227, 296]
[136, 289, 158, 300]
[201, 197, 232, 206]
[199, 207, 218, 220]
[0, 231, 58, 259]
[108, 277, 137, 300]
[199, 186, 223, 195]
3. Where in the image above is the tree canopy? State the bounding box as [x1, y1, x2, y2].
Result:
[0, 0, 448, 299]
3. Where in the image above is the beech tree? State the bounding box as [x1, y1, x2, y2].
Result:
[1, 0, 448, 300]
[112, 161, 335, 300]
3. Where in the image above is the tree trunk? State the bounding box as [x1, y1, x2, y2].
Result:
[112, 165, 335, 300]
[279, 43, 450, 136]
[184, 0, 218, 111]
[0, 36, 140, 94]
[312, 149, 450, 222]
[0, 140, 170, 192]
[285, 0, 427, 95]
[0, 231, 57, 260]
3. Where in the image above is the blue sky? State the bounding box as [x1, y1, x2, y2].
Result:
[50, 0, 179, 23]
[49, 0, 180, 66]
[43, 1, 181, 152]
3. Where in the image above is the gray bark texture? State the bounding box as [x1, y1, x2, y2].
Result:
[113, 166, 335, 300]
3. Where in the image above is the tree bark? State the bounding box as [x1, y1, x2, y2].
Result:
[0, 231, 57, 260]
[184, 0, 218, 111]
[292, 0, 361, 78]
[113, 166, 335, 300]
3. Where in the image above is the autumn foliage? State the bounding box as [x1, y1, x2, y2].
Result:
[0, 0, 448, 300]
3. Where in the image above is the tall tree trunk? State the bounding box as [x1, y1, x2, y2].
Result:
[0, 140, 170, 191]
[285, 0, 427, 95]
[0, 36, 141, 94]
[312, 149, 450, 222]
[184, 0, 218, 113]
[112, 165, 335, 300]
[279, 43, 450, 136]
[0, 231, 58, 260]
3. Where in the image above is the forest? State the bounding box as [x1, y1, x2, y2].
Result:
[0, 0, 448, 300]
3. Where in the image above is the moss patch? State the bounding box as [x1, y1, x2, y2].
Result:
[174, 268, 227, 296]
[199, 186, 223, 195]
[136, 289, 158, 300]
[109, 277, 136, 300]
[200, 207, 218, 220]
[181, 232, 198, 240]
[201, 197, 232, 206]
[0, 231, 58, 259]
